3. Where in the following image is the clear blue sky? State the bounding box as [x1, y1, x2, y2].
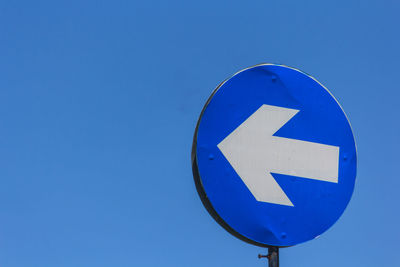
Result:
[0, 0, 399, 266]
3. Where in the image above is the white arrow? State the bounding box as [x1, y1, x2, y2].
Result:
[217, 104, 339, 207]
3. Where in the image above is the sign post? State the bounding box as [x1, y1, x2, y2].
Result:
[259, 247, 279, 267]
[192, 64, 357, 263]
[268, 247, 279, 267]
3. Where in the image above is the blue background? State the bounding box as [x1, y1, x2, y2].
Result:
[195, 65, 356, 246]
[0, 0, 398, 266]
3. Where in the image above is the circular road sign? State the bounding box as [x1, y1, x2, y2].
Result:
[191, 64, 357, 247]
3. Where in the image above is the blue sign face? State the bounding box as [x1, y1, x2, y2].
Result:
[192, 64, 357, 247]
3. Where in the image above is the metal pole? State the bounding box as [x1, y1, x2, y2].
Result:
[258, 246, 279, 267]
[268, 247, 279, 267]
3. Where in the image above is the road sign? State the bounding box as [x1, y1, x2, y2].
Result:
[192, 64, 357, 247]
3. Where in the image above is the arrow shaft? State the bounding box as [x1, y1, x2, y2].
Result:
[256, 136, 339, 183]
